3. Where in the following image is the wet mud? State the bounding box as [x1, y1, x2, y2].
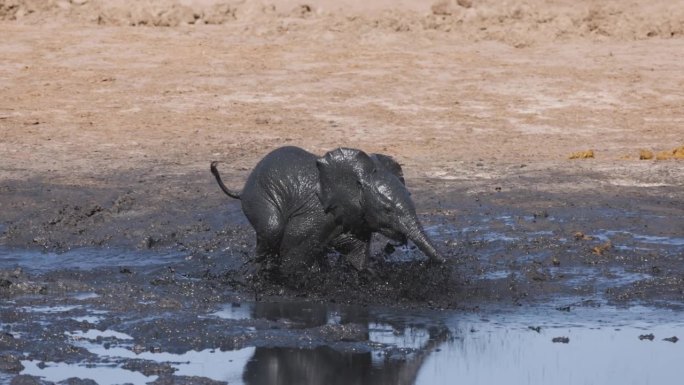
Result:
[1, 171, 683, 384]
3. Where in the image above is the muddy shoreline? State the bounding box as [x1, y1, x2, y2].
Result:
[2, 166, 682, 308]
[1, 169, 684, 383]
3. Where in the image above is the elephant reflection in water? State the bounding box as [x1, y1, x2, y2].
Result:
[242, 302, 449, 385]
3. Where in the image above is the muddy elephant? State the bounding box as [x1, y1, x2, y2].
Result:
[211, 146, 445, 277]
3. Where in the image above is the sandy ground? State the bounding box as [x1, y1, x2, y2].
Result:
[1, 0, 684, 187]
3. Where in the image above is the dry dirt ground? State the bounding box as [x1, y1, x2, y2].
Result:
[1, 0, 684, 186]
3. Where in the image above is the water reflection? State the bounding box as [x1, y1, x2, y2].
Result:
[17, 302, 684, 385]
[226, 303, 684, 385]
[244, 343, 445, 385]
[218, 301, 450, 385]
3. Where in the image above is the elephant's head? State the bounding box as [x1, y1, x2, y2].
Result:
[316, 148, 446, 264]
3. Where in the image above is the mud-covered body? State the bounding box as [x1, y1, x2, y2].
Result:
[211, 146, 444, 277]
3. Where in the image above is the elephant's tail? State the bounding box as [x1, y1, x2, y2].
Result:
[210, 161, 241, 200]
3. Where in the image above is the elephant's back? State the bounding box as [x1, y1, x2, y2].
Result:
[243, 146, 319, 205]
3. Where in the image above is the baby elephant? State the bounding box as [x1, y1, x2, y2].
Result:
[211, 146, 445, 277]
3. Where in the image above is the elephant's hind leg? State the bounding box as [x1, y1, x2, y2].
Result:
[242, 199, 284, 263]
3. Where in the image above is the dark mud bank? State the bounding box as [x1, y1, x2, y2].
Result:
[1, 173, 683, 383]
[1, 173, 683, 308]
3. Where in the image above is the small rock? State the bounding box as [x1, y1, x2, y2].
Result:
[533, 210, 549, 218]
[292, 4, 312, 16]
[552, 337, 570, 343]
[663, 336, 678, 343]
[58, 378, 98, 385]
[574, 231, 594, 241]
[639, 333, 655, 341]
[528, 326, 541, 333]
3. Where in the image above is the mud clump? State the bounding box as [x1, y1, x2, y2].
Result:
[591, 241, 611, 256]
[639, 149, 654, 160]
[0, 353, 24, 373]
[569, 149, 595, 159]
[654, 145, 684, 160]
[227, 256, 459, 309]
[0, 268, 46, 296]
[431, 0, 472, 16]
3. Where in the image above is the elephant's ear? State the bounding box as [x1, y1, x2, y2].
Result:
[316, 148, 375, 222]
[371, 153, 405, 185]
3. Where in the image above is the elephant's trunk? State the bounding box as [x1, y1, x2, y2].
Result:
[402, 221, 446, 264]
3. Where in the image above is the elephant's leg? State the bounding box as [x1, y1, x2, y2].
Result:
[255, 238, 274, 263]
[278, 214, 335, 277]
[331, 233, 370, 271]
[242, 199, 283, 263]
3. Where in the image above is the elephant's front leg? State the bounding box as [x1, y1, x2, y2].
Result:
[331, 233, 371, 271]
[278, 212, 339, 278]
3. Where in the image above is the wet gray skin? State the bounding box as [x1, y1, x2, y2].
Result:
[211, 146, 445, 278]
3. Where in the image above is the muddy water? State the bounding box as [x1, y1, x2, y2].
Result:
[3, 300, 683, 385]
[2, 198, 684, 384]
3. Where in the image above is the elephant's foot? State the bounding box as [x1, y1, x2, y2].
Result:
[344, 239, 371, 271]
[330, 233, 371, 271]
